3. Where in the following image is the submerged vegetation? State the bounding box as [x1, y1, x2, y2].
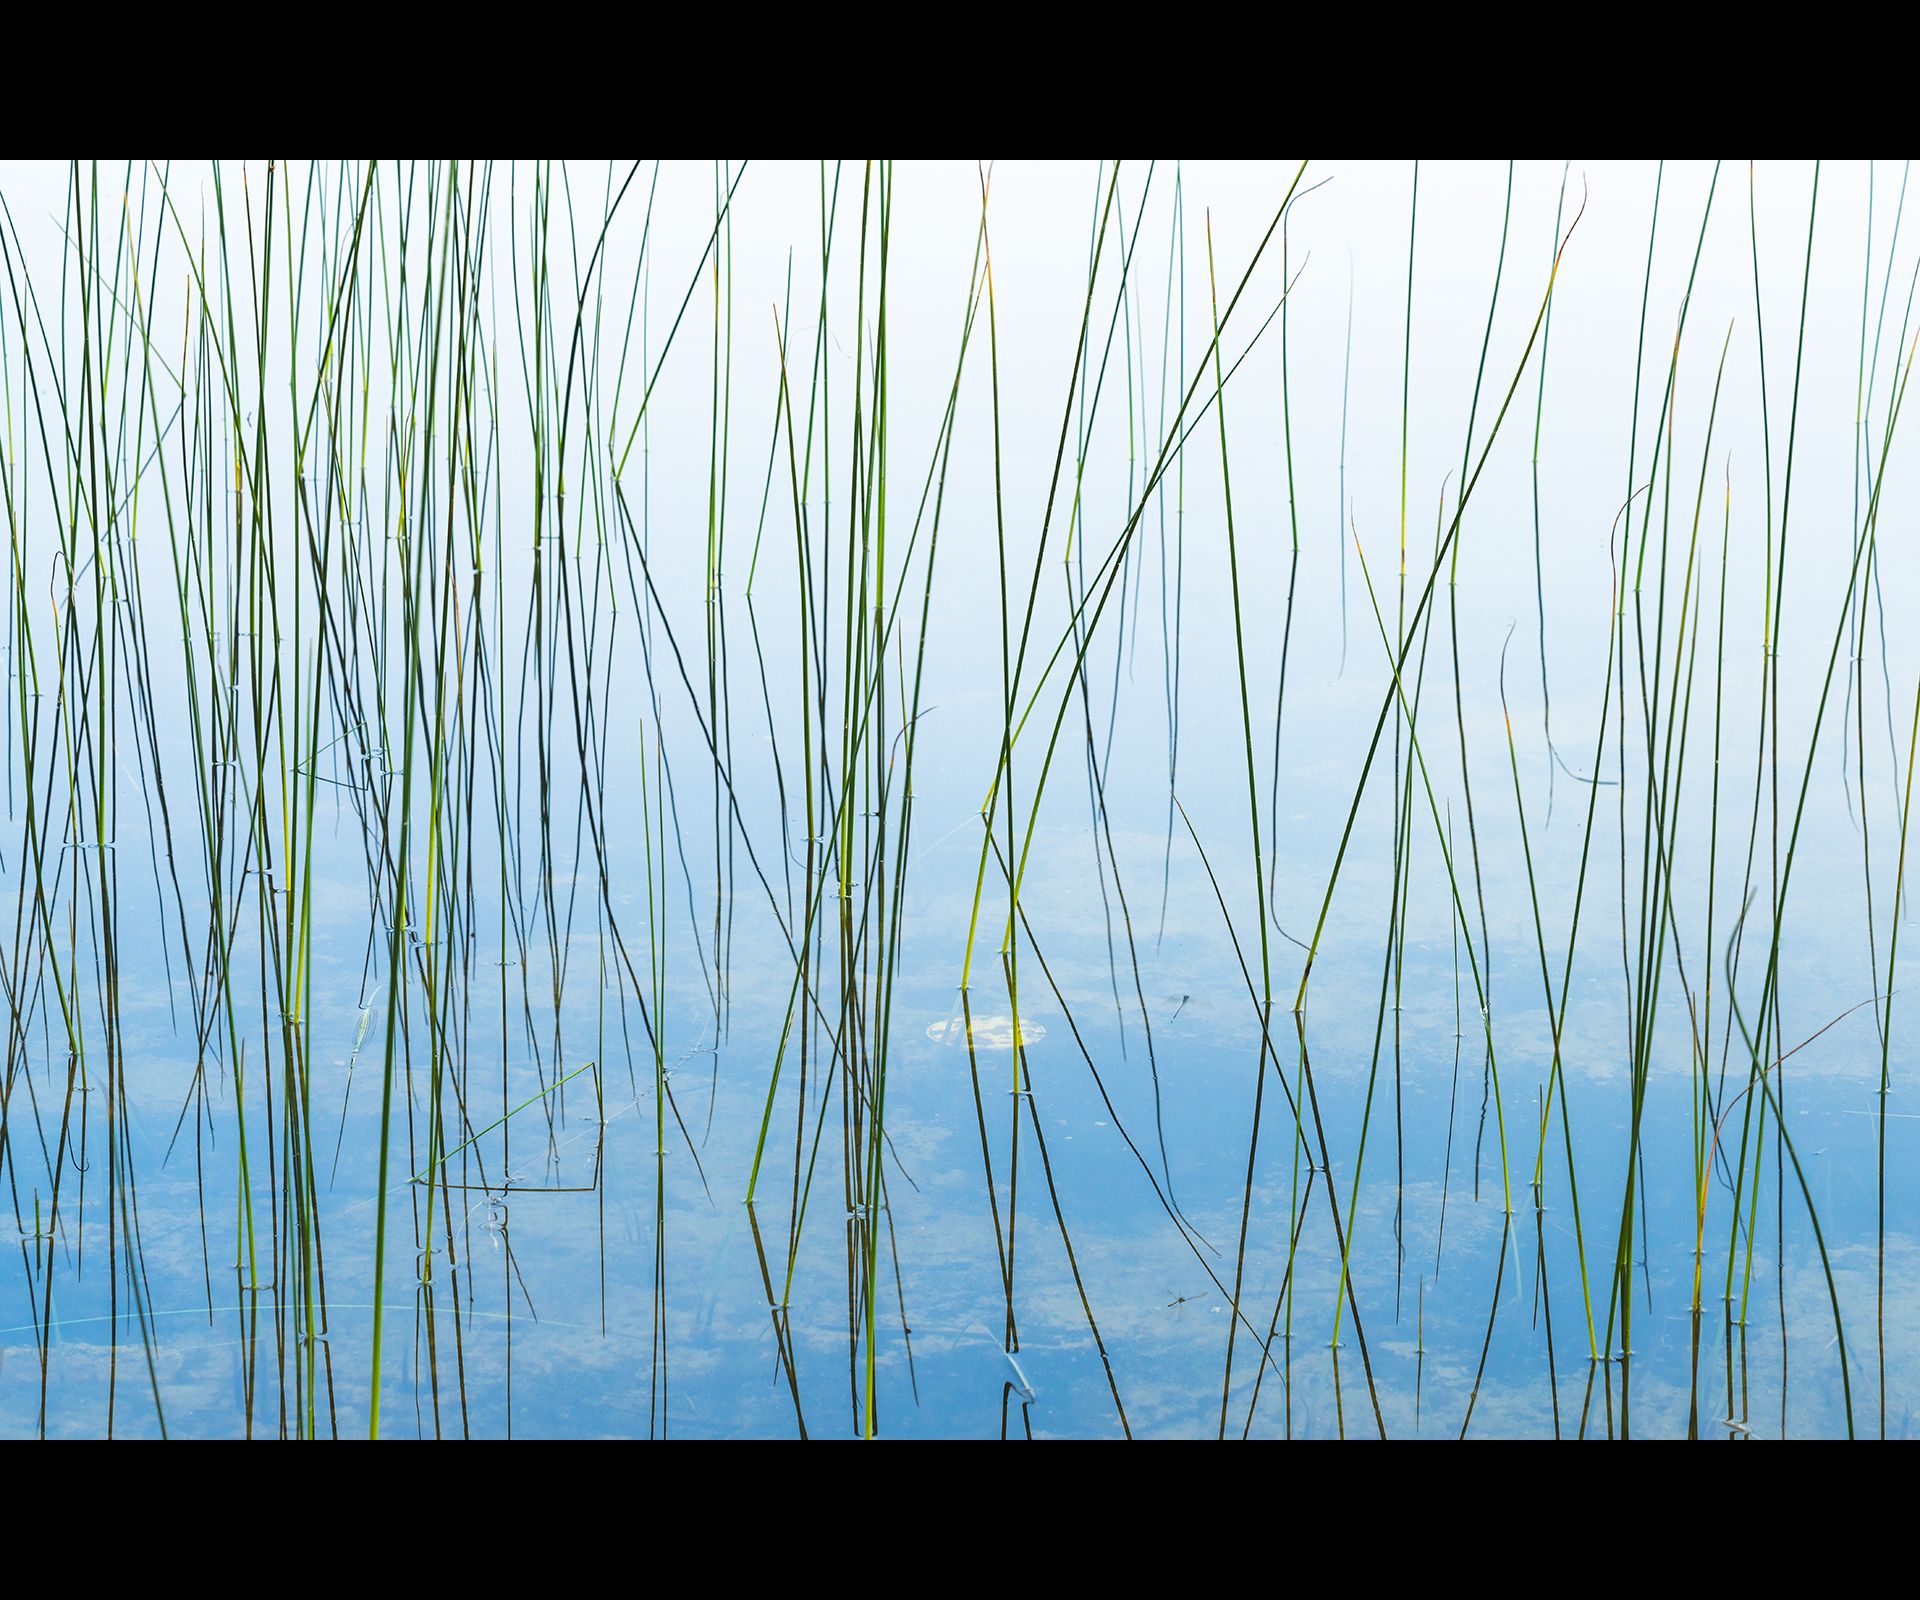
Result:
[0, 158, 1916, 1438]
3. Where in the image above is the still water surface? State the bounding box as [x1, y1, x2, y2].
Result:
[1, 158, 1915, 1437]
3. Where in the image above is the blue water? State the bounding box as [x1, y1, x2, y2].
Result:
[2, 157, 1916, 1438]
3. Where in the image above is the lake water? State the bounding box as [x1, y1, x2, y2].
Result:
[1, 158, 1916, 1437]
